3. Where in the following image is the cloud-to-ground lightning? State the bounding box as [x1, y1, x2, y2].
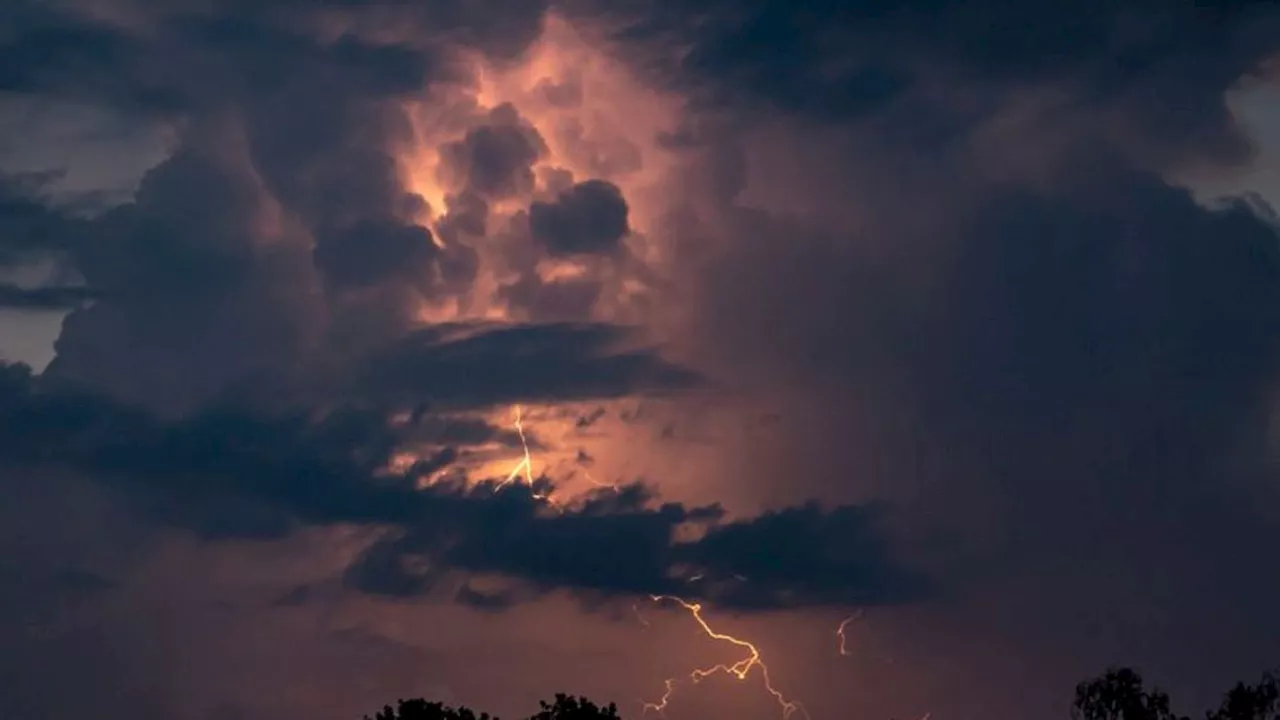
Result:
[490, 409, 859, 719]
[836, 610, 864, 657]
[642, 595, 809, 720]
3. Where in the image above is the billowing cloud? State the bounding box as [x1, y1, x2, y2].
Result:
[439, 103, 549, 199]
[530, 180, 630, 256]
[2, 0, 1280, 718]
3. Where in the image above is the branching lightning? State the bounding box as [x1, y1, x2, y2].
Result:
[642, 595, 809, 720]
[490, 408, 894, 719]
[500, 404, 536, 488]
[497, 404, 560, 507]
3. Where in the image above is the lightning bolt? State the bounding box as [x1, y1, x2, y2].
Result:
[492, 409, 873, 719]
[835, 610, 863, 657]
[500, 404, 535, 488]
[642, 595, 809, 720]
[584, 470, 621, 493]
[497, 405, 561, 507]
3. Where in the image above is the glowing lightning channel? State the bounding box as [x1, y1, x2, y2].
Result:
[835, 610, 864, 657]
[584, 471, 621, 493]
[496, 405, 561, 507]
[643, 595, 809, 720]
[502, 404, 536, 488]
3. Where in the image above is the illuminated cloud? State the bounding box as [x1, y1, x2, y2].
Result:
[439, 103, 548, 199]
[0, 363, 923, 610]
[1, 0, 1280, 718]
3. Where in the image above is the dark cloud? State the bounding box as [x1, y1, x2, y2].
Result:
[312, 219, 438, 292]
[3, 0, 1279, 716]
[645, 24, 1280, 715]
[0, 0, 553, 413]
[353, 322, 701, 408]
[595, 1, 1278, 158]
[0, 173, 85, 268]
[439, 103, 549, 199]
[345, 479, 924, 609]
[0, 361, 923, 611]
[538, 0, 1280, 713]
[0, 283, 96, 310]
[0, 2, 150, 107]
[529, 180, 630, 256]
[37, 141, 320, 414]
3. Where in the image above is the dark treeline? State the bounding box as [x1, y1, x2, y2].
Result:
[366, 668, 1278, 719]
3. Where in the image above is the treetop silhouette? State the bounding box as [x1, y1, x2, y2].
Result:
[368, 666, 1278, 720]
[1073, 667, 1279, 720]
[367, 693, 619, 720]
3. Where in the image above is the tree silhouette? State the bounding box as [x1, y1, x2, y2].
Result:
[1207, 674, 1279, 720]
[369, 667, 1278, 720]
[1073, 668, 1186, 720]
[1074, 667, 1279, 720]
[365, 693, 619, 720]
[366, 698, 494, 720]
[528, 694, 621, 720]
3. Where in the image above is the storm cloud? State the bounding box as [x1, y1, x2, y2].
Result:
[2, 0, 1280, 719]
[530, 179, 630, 256]
[0, 361, 921, 610]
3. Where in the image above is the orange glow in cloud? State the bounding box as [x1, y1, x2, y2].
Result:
[643, 595, 809, 720]
[386, 11, 742, 516]
[397, 12, 688, 327]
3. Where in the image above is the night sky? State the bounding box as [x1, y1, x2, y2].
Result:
[1, 2, 1279, 719]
